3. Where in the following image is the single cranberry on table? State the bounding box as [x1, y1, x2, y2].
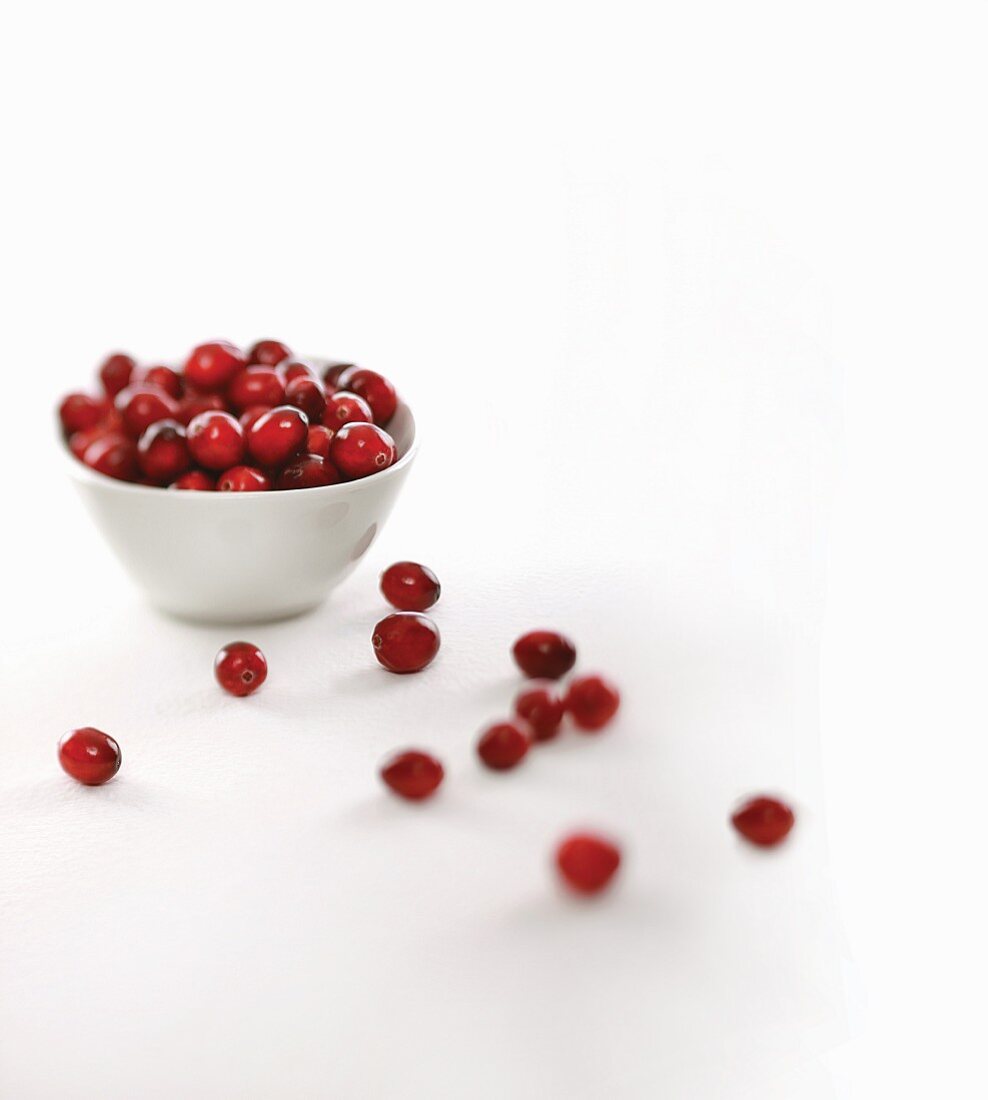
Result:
[137, 419, 191, 483]
[555, 833, 621, 896]
[58, 727, 122, 786]
[337, 367, 398, 426]
[176, 392, 227, 427]
[512, 630, 577, 680]
[380, 749, 445, 801]
[187, 410, 246, 470]
[514, 683, 565, 741]
[214, 641, 268, 696]
[184, 341, 247, 391]
[115, 385, 179, 437]
[228, 367, 286, 413]
[275, 454, 340, 490]
[246, 405, 309, 467]
[83, 433, 139, 482]
[59, 393, 105, 434]
[372, 612, 440, 673]
[477, 721, 531, 770]
[380, 561, 441, 612]
[247, 338, 292, 367]
[142, 365, 184, 399]
[285, 375, 327, 423]
[324, 390, 374, 429]
[330, 422, 397, 480]
[565, 674, 620, 731]
[217, 465, 271, 492]
[730, 796, 795, 848]
[99, 352, 137, 397]
[306, 424, 335, 460]
[171, 469, 215, 491]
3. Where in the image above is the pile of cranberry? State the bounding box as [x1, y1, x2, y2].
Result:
[57, 340, 400, 490]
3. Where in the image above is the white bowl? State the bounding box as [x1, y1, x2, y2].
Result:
[65, 402, 418, 623]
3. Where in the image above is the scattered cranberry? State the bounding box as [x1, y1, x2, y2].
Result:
[555, 833, 621, 895]
[372, 612, 440, 673]
[477, 721, 530, 770]
[171, 469, 215, 491]
[115, 385, 179, 437]
[512, 631, 577, 680]
[247, 338, 292, 367]
[565, 674, 620, 731]
[214, 641, 268, 696]
[59, 393, 105, 434]
[247, 405, 309, 467]
[731, 796, 796, 848]
[337, 367, 398, 425]
[323, 390, 374, 429]
[306, 424, 335, 460]
[275, 454, 340, 490]
[184, 341, 247, 391]
[83, 433, 139, 481]
[187, 411, 246, 470]
[239, 405, 273, 433]
[380, 749, 445, 801]
[142, 365, 183, 398]
[330, 422, 397, 480]
[58, 727, 122, 786]
[228, 367, 286, 413]
[98, 352, 137, 397]
[137, 419, 191, 483]
[380, 561, 441, 612]
[323, 362, 354, 389]
[285, 375, 327, 423]
[514, 683, 565, 741]
[217, 465, 271, 492]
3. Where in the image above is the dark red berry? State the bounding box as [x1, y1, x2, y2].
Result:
[247, 405, 309, 467]
[115, 385, 180, 437]
[731, 796, 795, 847]
[59, 393, 105, 433]
[137, 419, 191, 483]
[170, 470, 215, 491]
[372, 613, 440, 673]
[69, 425, 110, 460]
[330, 422, 397, 480]
[176, 392, 227, 427]
[141, 365, 183, 398]
[187, 411, 246, 470]
[285, 375, 327, 423]
[555, 833, 621, 895]
[280, 359, 322, 384]
[322, 361, 354, 389]
[246, 338, 292, 367]
[337, 367, 398, 425]
[275, 454, 340, 490]
[98, 352, 137, 397]
[565, 675, 620, 731]
[184, 341, 247, 391]
[228, 367, 286, 413]
[217, 465, 271, 492]
[83, 433, 139, 482]
[239, 405, 273, 433]
[476, 721, 530, 770]
[512, 631, 577, 680]
[323, 390, 374, 429]
[58, 727, 122, 786]
[306, 424, 335, 460]
[380, 750, 445, 801]
[514, 683, 565, 741]
[214, 641, 268, 696]
[380, 562, 441, 612]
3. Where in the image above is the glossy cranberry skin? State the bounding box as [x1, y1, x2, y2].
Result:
[217, 465, 271, 492]
[176, 392, 227, 426]
[512, 631, 577, 680]
[184, 341, 247, 391]
[380, 750, 445, 801]
[372, 613, 440, 673]
[285, 376, 327, 423]
[115, 385, 179, 437]
[214, 641, 268, 696]
[514, 683, 565, 741]
[228, 367, 286, 413]
[239, 405, 273, 433]
[731, 796, 795, 848]
[477, 721, 531, 770]
[337, 367, 398, 425]
[323, 361, 354, 388]
[171, 469, 215, 491]
[275, 454, 340, 490]
[565, 675, 620, 731]
[187, 411, 246, 470]
[247, 405, 309, 467]
[58, 727, 122, 786]
[280, 359, 322, 384]
[246, 338, 292, 367]
[137, 419, 191, 483]
[142, 365, 183, 398]
[98, 352, 137, 397]
[380, 562, 441, 612]
[83, 433, 139, 481]
[59, 393, 105, 433]
[323, 390, 374, 429]
[555, 833, 621, 895]
[69, 425, 109, 460]
[330, 422, 397, 480]
[306, 424, 335, 460]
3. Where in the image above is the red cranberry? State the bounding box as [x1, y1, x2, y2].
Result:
[280, 359, 322, 384]
[306, 424, 335, 460]
[731, 796, 795, 847]
[228, 367, 286, 412]
[217, 465, 271, 492]
[115, 385, 179, 437]
[171, 469, 215, 491]
[555, 833, 621, 895]
[239, 405, 273, 433]
[337, 367, 398, 425]
[247, 405, 309, 467]
[565, 675, 620, 731]
[372, 613, 440, 673]
[184, 341, 247, 391]
[187, 411, 246, 470]
[285, 375, 327, 423]
[69, 425, 109, 460]
[141, 365, 184, 398]
[323, 361, 354, 388]
[476, 721, 530, 770]
[214, 641, 268, 696]
[58, 727, 122, 786]
[59, 393, 105, 433]
[137, 419, 191, 483]
[275, 454, 340, 490]
[246, 338, 292, 367]
[512, 631, 577, 680]
[83, 433, 139, 482]
[380, 749, 445, 801]
[176, 392, 226, 426]
[380, 562, 441, 612]
[514, 683, 565, 741]
[330, 422, 397, 480]
[323, 390, 374, 429]
[98, 352, 137, 397]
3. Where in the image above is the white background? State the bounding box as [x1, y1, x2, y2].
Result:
[2, 2, 987, 1097]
